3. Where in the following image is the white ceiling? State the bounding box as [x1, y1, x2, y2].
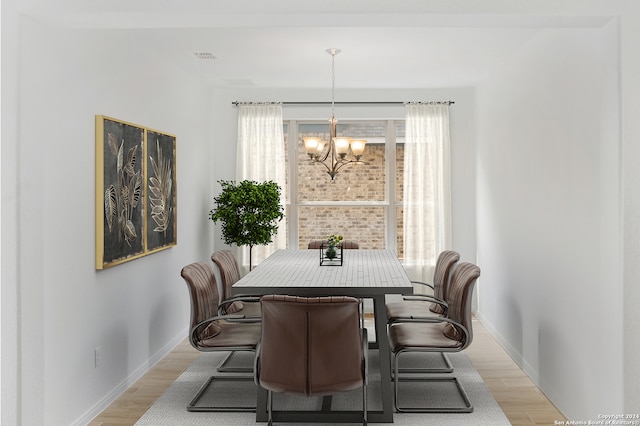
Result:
[130, 26, 542, 89]
[36, 2, 612, 89]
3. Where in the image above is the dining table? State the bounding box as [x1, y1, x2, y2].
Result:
[231, 248, 413, 423]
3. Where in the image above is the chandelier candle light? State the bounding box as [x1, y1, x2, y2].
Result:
[303, 48, 367, 181]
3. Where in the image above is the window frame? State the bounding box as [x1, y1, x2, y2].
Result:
[286, 119, 404, 252]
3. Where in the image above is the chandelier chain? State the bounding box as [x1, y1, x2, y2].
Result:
[331, 50, 336, 118]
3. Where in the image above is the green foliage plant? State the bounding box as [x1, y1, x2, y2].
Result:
[209, 179, 285, 270]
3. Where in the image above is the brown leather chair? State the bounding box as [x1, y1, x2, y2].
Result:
[180, 261, 261, 412]
[211, 250, 261, 317]
[385, 250, 460, 373]
[307, 240, 360, 249]
[255, 295, 368, 425]
[386, 250, 459, 321]
[388, 262, 480, 413]
[211, 250, 262, 373]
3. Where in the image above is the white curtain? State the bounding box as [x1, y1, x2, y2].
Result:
[235, 103, 287, 271]
[403, 103, 452, 289]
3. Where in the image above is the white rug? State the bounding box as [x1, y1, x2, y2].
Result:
[135, 350, 510, 425]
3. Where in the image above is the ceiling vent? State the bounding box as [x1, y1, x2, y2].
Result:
[193, 52, 216, 60]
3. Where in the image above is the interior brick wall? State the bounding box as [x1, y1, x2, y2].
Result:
[293, 121, 406, 257]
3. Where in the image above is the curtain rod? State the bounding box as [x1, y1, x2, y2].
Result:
[232, 101, 454, 106]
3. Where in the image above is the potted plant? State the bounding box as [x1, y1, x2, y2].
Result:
[209, 179, 285, 270]
[319, 233, 344, 266]
[324, 234, 343, 259]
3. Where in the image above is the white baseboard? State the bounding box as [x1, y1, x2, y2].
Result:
[475, 312, 568, 418]
[474, 311, 541, 384]
[73, 328, 189, 426]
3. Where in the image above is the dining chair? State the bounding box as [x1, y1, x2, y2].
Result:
[211, 250, 261, 317]
[385, 250, 460, 373]
[211, 250, 262, 373]
[307, 240, 360, 249]
[255, 295, 368, 425]
[388, 261, 480, 413]
[180, 261, 261, 412]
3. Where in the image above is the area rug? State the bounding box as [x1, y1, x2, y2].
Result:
[135, 349, 510, 425]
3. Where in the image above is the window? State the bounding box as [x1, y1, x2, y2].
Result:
[286, 119, 405, 255]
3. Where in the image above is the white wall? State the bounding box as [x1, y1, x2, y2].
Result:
[11, 18, 215, 425]
[619, 5, 640, 413]
[476, 23, 622, 419]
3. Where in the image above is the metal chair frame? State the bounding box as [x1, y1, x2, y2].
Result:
[181, 261, 262, 412]
[388, 295, 453, 374]
[390, 317, 473, 413]
[186, 313, 261, 412]
[389, 262, 480, 413]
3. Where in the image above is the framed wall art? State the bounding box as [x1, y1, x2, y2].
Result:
[95, 116, 177, 269]
[146, 129, 177, 253]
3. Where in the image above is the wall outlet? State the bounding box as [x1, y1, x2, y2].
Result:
[94, 346, 102, 368]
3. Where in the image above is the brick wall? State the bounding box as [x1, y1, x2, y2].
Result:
[293, 121, 405, 257]
[298, 206, 386, 250]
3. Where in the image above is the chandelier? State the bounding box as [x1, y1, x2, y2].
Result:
[302, 48, 367, 181]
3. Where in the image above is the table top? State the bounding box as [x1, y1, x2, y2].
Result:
[232, 249, 413, 297]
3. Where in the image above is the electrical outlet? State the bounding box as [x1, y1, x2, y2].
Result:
[94, 346, 103, 368]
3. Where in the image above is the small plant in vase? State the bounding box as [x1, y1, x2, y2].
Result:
[325, 234, 343, 260]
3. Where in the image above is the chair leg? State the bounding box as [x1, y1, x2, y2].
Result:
[395, 352, 453, 374]
[216, 350, 253, 373]
[392, 351, 473, 413]
[187, 376, 256, 412]
[395, 376, 473, 413]
[362, 382, 368, 425]
[267, 390, 273, 426]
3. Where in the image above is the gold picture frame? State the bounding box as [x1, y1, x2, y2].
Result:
[95, 116, 177, 269]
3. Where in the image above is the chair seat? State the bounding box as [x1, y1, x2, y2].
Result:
[386, 301, 441, 321]
[388, 322, 463, 351]
[196, 322, 261, 349]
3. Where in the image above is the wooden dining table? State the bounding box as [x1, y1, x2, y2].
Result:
[231, 248, 413, 423]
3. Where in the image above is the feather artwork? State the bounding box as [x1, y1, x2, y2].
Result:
[104, 185, 117, 232]
[107, 133, 119, 156]
[123, 219, 137, 247]
[104, 133, 141, 247]
[117, 140, 123, 176]
[120, 184, 129, 210]
[129, 171, 141, 209]
[148, 139, 173, 235]
[99, 118, 176, 266]
[123, 145, 137, 177]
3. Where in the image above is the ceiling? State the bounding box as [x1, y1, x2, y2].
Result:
[131, 26, 542, 89]
[36, 2, 612, 89]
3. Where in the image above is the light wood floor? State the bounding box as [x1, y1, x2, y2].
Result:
[89, 318, 567, 425]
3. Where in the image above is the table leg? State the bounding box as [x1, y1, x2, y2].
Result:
[255, 384, 268, 422]
[372, 294, 394, 423]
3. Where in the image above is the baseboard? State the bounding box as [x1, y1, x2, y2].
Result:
[72, 327, 189, 426]
[474, 312, 541, 384]
[475, 312, 569, 419]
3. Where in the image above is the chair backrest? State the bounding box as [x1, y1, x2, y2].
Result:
[211, 250, 241, 299]
[180, 262, 221, 345]
[442, 262, 481, 347]
[257, 295, 363, 397]
[430, 250, 460, 314]
[307, 240, 360, 249]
